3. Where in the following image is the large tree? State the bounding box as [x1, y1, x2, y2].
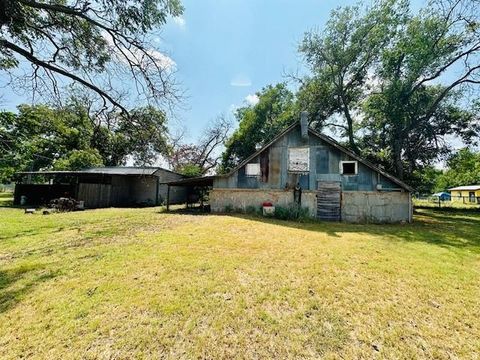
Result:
[0, 0, 183, 113]
[362, 0, 480, 181]
[298, 0, 407, 153]
[299, 0, 480, 182]
[0, 102, 170, 182]
[221, 83, 296, 172]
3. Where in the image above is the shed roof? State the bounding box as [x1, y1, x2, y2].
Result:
[17, 167, 181, 177]
[162, 175, 215, 187]
[448, 185, 480, 191]
[219, 121, 413, 192]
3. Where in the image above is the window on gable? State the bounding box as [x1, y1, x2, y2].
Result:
[245, 163, 261, 176]
[340, 161, 357, 175]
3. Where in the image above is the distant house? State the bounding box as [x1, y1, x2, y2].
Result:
[166, 116, 413, 223]
[14, 167, 186, 208]
[448, 185, 480, 204]
[432, 192, 451, 201]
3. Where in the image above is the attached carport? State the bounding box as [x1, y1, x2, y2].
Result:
[163, 176, 214, 211]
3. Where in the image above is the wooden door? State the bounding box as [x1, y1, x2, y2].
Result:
[317, 181, 341, 221]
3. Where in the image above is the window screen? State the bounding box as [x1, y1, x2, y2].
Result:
[341, 161, 357, 175]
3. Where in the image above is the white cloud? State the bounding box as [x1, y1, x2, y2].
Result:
[230, 74, 252, 87]
[103, 32, 175, 71]
[245, 94, 259, 106]
[143, 49, 176, 70]
[172, 16, 186, 30]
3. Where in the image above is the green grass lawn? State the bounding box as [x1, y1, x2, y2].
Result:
[414, 198, 480, 210]
[0, 207, 479, 359]
[0, 192, 13, 207]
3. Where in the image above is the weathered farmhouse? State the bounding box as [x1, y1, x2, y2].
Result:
[209, 116, 413, 223]
[15, 167, 186, 208]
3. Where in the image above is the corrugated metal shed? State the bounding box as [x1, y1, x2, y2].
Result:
[15, 167, 187, 208]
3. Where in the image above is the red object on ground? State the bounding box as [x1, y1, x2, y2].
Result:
[262, 201, 273, 207]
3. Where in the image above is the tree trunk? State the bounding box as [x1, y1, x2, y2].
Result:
[339, 92, 360, 154]
[392, 137, 404, 180]
[343, 106, 360, 154]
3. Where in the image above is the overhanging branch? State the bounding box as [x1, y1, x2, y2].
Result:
[1, 39, 129, 115]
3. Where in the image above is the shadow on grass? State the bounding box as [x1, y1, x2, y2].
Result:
[0, 192, 14, 207]
[0, 264, 58, 313]
[414, 205, 480, 214]
[164, 207, 480, 253]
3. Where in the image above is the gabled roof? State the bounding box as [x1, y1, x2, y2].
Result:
[448, 185, 480, 191]
[219, 121, 413, 192]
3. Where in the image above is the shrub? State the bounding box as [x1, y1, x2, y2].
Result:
[246, 205, 261, 215]
[224, 204, 234, 213]
[274, 205, 311, 222]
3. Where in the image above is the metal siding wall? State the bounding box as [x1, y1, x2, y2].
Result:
[268, 146, 282, 188]
[78, 183, 112, 208]
[110, 176, 130, 206]
[129, 176, 157, 205]
[155, 169, 187, 204]
[377, 175, 399, 189]
[299, 174, 309, 188]
[237, 165, 258, 188]
[316, 148, 329, 174]
[357, 164, 375, 191]
[216, 126, 402, 192]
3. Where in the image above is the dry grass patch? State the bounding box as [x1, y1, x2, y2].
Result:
[0, 207, 479, 359]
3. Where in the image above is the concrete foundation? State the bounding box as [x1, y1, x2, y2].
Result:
[341, 191, 411, 223]
[210, 188, 317, 217]
[210, 188, 412, 223]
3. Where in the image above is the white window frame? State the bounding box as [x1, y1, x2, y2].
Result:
[245, 163, 261, 177]
[340, 160, 358, 175]
[288, 147, 310, 172]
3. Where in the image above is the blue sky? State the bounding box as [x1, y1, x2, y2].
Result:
[2, 0, 354, 140]
[3, 0, 431, 142]
[160, 0, 355, 139]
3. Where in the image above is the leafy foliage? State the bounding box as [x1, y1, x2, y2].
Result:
[299, 0, 407, 153]
[298, 0, 480, 182]
[52, 149, 104, 171]
[273, 205, 311, 222]
[0, 0, 183, 112]
[175, 163, 203, 177]
[436, 149, 480, 191]
[0, 103, 170, 182]
[221, 84, 296, 172]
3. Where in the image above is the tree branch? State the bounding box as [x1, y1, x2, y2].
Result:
[1, 39, 129, 115]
